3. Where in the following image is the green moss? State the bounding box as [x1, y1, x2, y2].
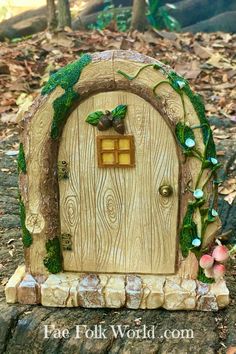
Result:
[175, 122, 195, 154]
[44, 237, 62, 274]
[18, 143, 26, 174]
[167, 71, 216, 159]
[19, 199, 32, 247]
[118, 64, 217, 160]
[41, 54, 92, 95]
[179, 204, 197, 258]
[51, 88, 79, 139]
[184, 87, 216, 160]
[41, 54, 92, 139]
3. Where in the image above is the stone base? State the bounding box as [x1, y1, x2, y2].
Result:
[5, 265, 230, 311]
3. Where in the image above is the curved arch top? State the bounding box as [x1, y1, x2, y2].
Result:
[58, 90, 180, 275]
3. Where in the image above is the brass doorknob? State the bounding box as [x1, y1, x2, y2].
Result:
[159, 185, 173, 197]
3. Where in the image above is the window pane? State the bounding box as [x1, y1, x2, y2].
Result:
[119, 153, 131, 165]
[102, 152, 115, 165]
[102, 139, 115, 150]
[119, 139, 130, 150]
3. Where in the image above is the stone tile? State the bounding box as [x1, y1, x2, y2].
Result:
[196, 294, 219, 311]
[209, 280, 230, 308]
[17, 274, 40, 305]
[164, 279, 187, 310]
[5, 265, 26, 304]
[163, 278, 196, 310]
[141, 276, 165, 309]
[41, 272, 80, 307]
[196, 281, 210, 296]
[65, 273, 81, 307]
[181, 279, 197, 310]
[104, 275, 125, 308]
[126, 275, 143, 309]
[140, 287, 151, 309]
[78, 274, 104, 308]
[5, 267, 230, 310]
[181, 279, 196, 293]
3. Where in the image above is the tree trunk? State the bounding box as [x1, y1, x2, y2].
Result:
[131, 0, 147, 31]
[79, 0, 178, 18]
[57, 0, 72, 29]
[73, 6, 131, 30]
[47, 0, 57, 29]
[0, 15, 47, 41]
[167, 0, 236, 28]
[182, 11, 236, 33]
[80, 0, 132, 17]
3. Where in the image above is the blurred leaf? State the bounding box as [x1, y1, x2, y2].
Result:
[86, 111, 104, 126]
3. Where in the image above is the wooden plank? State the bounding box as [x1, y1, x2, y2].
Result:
[59, 90, 179, 274]
[123, 92, 152, 273]
[150, 110, 179, 273]
[76, 97, 97, 271]
[58, 109, 82, 271]
[94, 93, 126, 273]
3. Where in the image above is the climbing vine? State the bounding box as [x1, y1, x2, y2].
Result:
[19, 198, 33, 248]
[118, 63, 222, 283]
[18, 141, 32, 248]
[18, 142, 26, 174]
[41, 54, 92, 139]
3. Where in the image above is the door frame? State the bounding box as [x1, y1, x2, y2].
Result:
[19, 50, 220, 278]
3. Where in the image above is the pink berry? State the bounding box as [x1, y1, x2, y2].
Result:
[199, 254, 214, 269]
[213, 264, 225, 279]
[212, 245, 229, 262]
[204, 267, 214, 278]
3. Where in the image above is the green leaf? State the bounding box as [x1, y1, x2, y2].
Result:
[168, 71, 188, 92]
[180, 204, 198, 257]
[86, 111, 104, 126]
[200, 208, 209, 218]
[175, 122, 195, 153]
[203, 129, 217, 162]
[111, 104, 127, 120]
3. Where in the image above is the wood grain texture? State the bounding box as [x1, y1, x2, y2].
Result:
[19, 50, 220, 278]
[26, 88, 63, 275]
[59, 91, 179, 274]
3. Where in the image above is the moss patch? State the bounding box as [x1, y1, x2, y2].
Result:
[167, 70, 216, 160]
[179, 204, 197, 258]
[44, 237, 62, 274]
[175, 122, 195, 155]
[18, 143, 26, 174]
[41, 54, 92, 139]
[19, 199, 32, 248]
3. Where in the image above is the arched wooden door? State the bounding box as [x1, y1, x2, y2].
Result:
[58, 91, 179, 274]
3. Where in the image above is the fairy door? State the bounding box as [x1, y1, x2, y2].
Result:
[58, 91, 179, 274]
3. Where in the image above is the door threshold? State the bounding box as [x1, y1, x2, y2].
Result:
[5, 266, 229, 311]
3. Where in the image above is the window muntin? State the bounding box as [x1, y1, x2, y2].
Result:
[97, 135, 135, 168]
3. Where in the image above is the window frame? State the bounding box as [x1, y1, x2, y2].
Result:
[97, 135, 135, 168]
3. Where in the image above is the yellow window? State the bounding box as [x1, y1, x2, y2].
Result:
[97, 135, 135, 168]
